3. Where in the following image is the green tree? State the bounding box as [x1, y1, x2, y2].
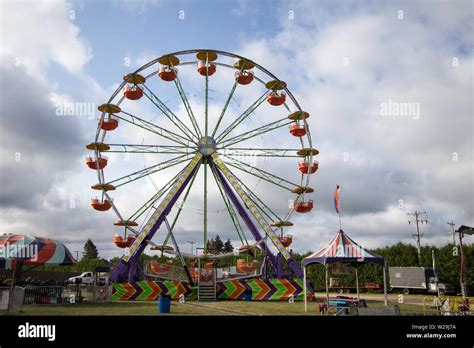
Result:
[83, 239, 99, 260]
[207, 235, 225, 254]
[223, 239, 234, 253]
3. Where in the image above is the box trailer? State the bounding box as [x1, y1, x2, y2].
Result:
[388, 267, 455, 295]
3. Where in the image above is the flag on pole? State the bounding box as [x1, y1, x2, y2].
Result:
[432, 249, 438, 282]
[334, 185, 341, 213]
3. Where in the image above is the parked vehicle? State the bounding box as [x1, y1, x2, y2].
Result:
[389, 267, 455, 295]
[66, 272, 108, 285]
[67, 272, 94, 285]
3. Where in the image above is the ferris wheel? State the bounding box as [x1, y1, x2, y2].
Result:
[86, 49, 319, 283]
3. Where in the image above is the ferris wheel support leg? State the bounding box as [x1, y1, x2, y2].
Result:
[276, 253, 284, 278]
[212, 155, 309, 289]
[111, 154, 203, 283]
[214, 168, 277, 271]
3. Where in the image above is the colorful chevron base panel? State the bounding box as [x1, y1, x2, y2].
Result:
[112, 278, 312, 301]
[112, 280, 197, 301]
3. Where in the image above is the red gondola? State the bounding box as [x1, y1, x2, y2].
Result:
[298, 161, 318, 174]
[267, 91, 286, 106]
[99, 115, 118, 131]
[197, 61, 216, 76]
[123, 85, 143, 100]
[113, 235, 136, 248]
[236, 259, 258, 272]
[150, 261, 172, 274]
[85, 156, 108, 170]
[90, 198, 112, 211]
[294, 200, 313, 213]
[279, 235, 293, 247]
[289, 123, 306, 137]
[235, 70, 254, 85]
[158, 66, 178, 81]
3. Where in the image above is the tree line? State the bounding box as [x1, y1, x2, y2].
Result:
[37, 238, 473, 292]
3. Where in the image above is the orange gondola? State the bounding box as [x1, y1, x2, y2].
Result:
[197, 61, 216, 76]
[113, 235, 136, 248]
[123, 85, 143, 100]
[294, 200, 313, 213]
[158, 66, 178, 81]
[298, 161, 318, 174]
[236, 259, 258, 272]
[150, 261, 172, 274]
[99, 115, 118, 131]
[90, 198, 112, 211]
[113, 234, 123, 246]
[289, 123, 306, 137]
[279, 235, 293, 248]
[85, 156, 108, 170]
[267, 91, 286, 106]
[235, 70, 254, 85]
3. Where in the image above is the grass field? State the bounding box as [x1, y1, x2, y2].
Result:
[13, 300, 429, 316]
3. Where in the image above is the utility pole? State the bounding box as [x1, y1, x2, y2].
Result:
[454, 225, 474, 299]
[187, 241, 196, 255]
[407, 211, 428, 265]
[74, 250, 82, 262]
[447, 221, 456, 245]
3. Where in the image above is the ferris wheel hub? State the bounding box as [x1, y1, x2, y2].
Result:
[197, 136, 217, 156]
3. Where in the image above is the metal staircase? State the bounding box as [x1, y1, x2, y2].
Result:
[198, 284, 216, 301]
[198, 267, 217, 302]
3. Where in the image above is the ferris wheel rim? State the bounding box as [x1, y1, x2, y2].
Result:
[89, 49, 317, 259]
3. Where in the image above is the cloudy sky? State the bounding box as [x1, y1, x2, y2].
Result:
[0, 0, 472, 261]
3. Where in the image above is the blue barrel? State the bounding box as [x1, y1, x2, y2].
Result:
[158, 295, 171, 313]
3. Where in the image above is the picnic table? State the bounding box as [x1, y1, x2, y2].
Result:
[318, 296, 367, 314]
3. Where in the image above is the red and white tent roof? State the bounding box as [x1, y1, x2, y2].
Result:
[302, 229, 384, 267]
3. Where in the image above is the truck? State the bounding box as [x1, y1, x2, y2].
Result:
[66, 272, 108, 285]
[389, 267, 455, 295]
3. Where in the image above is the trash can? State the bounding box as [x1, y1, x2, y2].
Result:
[243, 289, 252, 301]
[158, 295, 171, 313]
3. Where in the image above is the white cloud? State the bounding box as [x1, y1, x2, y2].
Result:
[0, 0, 92, 76]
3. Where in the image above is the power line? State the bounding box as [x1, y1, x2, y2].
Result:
[407, 211, 427, 265]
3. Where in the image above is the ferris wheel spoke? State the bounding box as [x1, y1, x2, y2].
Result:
[105, 144, 193, 155]
[141, 84, 198, 142]
[229, 168, 283, 222]
[115, 111, 192, 147]
[170, 71, 202, 138]
[219, 117, 293, 148]
[128, 169, 184, 222]
[105, 153, 195, 188]
[161, 163, 201, 248]
[220, 148, 300, 158]
[209, 161, 248, 245]
[215, 91, 268, 142]
[221, 155, 298, 191]
[211, 81, 238, 138]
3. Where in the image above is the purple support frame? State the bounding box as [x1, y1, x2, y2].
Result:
[111, 164, 200, 282]
[215, 168, 278, 270]
[215, 162, 308, 284]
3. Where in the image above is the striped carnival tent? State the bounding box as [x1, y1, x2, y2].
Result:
[302, 229, 385, 266]
[0, 234, 76, 270]
[302, 230, 388, 312]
